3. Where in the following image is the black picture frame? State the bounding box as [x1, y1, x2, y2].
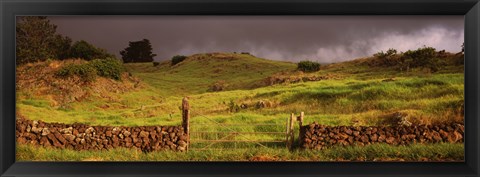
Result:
[1, 0, 479, 176]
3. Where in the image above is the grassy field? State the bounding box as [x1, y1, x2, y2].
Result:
[15, 52, 465, 161]
[17, 143, 463, 161]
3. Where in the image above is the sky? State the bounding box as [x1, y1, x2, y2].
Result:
[48, 16, 464, 63]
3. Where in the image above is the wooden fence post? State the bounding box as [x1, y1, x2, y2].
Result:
[298, 112, 304, 147]
[285, 117, 290, 148]
[182, 97, 190, 151]
[288, 113, 295, 150]
[298, 112, 304, 127]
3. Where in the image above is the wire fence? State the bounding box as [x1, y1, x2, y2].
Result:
[188, 110, 288, 150]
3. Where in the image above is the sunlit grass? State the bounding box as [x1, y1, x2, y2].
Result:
[17, 143, 464, 161]
[15, 53, 464, 161]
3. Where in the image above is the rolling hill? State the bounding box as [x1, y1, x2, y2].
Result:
[124, 53, 297, 97]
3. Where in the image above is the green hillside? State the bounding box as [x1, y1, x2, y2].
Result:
[16, 52, 464, 127]
[125, 53, 296, 97]
[16, 52, 464, 161]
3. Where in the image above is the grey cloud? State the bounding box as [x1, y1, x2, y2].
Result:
[48, 16, 464, 63]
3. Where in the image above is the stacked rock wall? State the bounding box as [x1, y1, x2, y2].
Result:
[16, 118, 188, 152]
[299, 123, 464, 150]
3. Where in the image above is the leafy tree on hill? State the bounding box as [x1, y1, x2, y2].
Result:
[16, 16, 58, 64]
[52, 35, 73, 60]
[16, 16, 115, 64]
[297, 60, 321, 72]
[69, 40, 114, 61]
[120, 39, 157, 63]
[171, 55, 187, 66]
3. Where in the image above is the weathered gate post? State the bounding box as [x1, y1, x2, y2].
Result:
[182, 97, 190, 151]
[297, 112, 304, 147]
[287, 113, 296, 150]
[298, 112, 304, 127]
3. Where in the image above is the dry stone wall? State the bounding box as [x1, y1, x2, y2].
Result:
[16, 118, 188, 152]
[299, 122, 464, 150]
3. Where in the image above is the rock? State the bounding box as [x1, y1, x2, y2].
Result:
[353, 131, 360, 137]
[85, 127, 95, 135]
[432, 132, 442, 142]
[345, 129, 353, 135]
[177, 140, 187, 147]
[386, 137, 395, 144]
[60, 127, 73, 134]
[32, 120, 39, 127]
[177, 146, 186, 151]
[41, 128, 50, 136]
[72, 129, 79, 136]
[112, 127, 120, 135]
[31, 126, 42, 134]
[123, 130, 131, 137]
[360, 135, 369, 143]
[40, 137, 51, 146]
[178, 135, 188, 141]
[106, 131, 112, 137]
[54, 132, 66, 144]
[17, 137, 27, 144]
[64, 134, 76, 142]
[439, 129, 449, 139]
[370, 134, 378, 142]
[139, 131, 149, 138]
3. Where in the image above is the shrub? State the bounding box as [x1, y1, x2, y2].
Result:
[153, 61, 160, 67]
[374, 48, 397, 58]
[56, 58, 124, 81]
[171, 55, 187, 66]
[69, 40, 115, 61]
[374, 48, 399, 67]
[228, 100, 241, 113]
[56, 63, 97, 82]
[401, 46, 441, 72]
[297, 60, 321, 72]
[402, 46, 436, 68]
[208, 80, 228, 92]
[88, 58, 125, 80]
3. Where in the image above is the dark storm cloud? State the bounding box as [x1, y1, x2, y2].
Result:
[48, 16, 464, 63]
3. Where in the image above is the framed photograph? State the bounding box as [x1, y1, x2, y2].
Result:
[1, 0, 479, 176]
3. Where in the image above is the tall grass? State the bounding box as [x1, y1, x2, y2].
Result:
[15, 53, 464, 161]
[17, 143, 463, 161]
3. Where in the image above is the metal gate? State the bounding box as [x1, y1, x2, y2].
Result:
[181, 97, 300, 151]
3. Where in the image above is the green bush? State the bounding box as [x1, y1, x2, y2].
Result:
[89, 58, 125, 80]
[56, 63, 97, 82]
[171, 55, 187, 66]
[402, 46, 436, 68]
[228, 100, 241, 113]
[401, 46, 442, 72]
[374, 48, 399, 67]
[153, 61, 160, 67]
[69, 40, 115, 61]
[56, 58, 124, 81]
[297, 60, 321, 72]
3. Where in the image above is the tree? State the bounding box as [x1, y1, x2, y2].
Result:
[52, 35, 73, 60]
[16, 16, 58, 64]
[297, 60, 321, 72]
[171, 55, 187, 66]
[120, 39, 156, 63]
[69, 40, 114, 60]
